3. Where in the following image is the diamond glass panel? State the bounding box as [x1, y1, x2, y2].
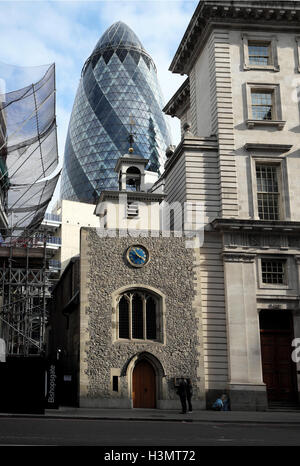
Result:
[60, 22, 171, 203]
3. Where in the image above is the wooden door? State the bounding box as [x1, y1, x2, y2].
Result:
[132, 360, 156, 408]
[260, 329, 297, 402]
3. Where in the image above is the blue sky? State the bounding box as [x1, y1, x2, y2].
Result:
[0, 0, 198, 205]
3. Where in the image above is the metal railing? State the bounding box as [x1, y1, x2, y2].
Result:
[43, 213, 61, 223]
[48, 259, 61, 269]
[36, 235, 61, 245]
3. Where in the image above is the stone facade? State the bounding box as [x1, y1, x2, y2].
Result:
[162, 1, 300, 410]
[79, 228, 205, 409]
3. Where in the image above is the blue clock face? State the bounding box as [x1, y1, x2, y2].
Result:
[127, 246, 148, 267]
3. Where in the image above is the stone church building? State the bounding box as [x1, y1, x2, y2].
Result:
[49, 1, 300, 411]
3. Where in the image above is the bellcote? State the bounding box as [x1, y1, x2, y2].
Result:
[114, 150, 149, 192]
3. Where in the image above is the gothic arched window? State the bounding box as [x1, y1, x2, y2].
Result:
[117, 290, 159, 341]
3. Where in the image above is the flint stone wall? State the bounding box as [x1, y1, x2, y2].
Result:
[80, 228, 204, 408]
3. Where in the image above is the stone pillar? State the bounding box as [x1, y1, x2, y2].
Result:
[223, 252, 267, 411]
[293, 256, 300, 400]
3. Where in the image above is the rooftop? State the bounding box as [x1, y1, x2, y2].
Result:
[170, 0, 300, 74]
[93, 21, 145, 54]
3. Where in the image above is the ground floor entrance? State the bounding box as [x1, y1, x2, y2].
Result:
[132, 359, 156, 408]
[260, 310, 298, 403]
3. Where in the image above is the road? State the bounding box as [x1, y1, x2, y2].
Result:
[0, 417, 299, 446]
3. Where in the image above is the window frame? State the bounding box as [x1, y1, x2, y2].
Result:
[248, 41, 272, 67]
[246, 83, 285, 130]
[242, 34, 280, 72]
[261, 258, 286, 285]
[116, 289, 162, 343]
[257, 256, 289, 290]
[255, 163, 281, 221]
[251, 90, 274, 121]
[250, 156, 287, 221]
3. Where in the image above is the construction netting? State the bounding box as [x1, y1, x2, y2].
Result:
[8, 172, 60, 233]
[0, 62, 59, 240]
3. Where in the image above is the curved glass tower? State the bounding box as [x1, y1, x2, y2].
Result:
[60, 21, 171, 203]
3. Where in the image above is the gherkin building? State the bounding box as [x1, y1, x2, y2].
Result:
[60, 21, 171, 203]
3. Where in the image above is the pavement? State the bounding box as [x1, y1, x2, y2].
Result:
[1, 406, 300, 424]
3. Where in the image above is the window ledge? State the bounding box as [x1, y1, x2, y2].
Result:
[259, 284, 289, 291]
[244, 64, 280, 72]
[245, 143, 293, 152]
[247, 119, 286, 130]
[115, 339, 161, 344]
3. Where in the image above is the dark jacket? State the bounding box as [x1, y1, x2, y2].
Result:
[177, 379, 188, 397]
[186, 381, 193, 397]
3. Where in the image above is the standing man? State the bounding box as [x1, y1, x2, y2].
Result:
[177, 378, 188, 414]
[186, 378, 193, 413]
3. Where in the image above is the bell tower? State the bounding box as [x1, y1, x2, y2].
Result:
[95, 135, 165, 232]
[115, 149, 148, 193]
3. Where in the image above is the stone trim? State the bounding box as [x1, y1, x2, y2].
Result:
[208, 30, 238, 218]
[296, 37, 300, 73]
[222, 252, 256, 263]
[223, 231, 300, 251]
[191, 241, 206, 405]
[163, 78, 190, 118]
[98, 190, 166, 204]
[244, 143, 293, 153]
[212, 218, 300, 233]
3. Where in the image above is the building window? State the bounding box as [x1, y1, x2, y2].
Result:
[117, 290, 158, 341]
[251, 91, 273, 121]
[256, 164, 280, 220]
[246, 83, 285, 130]
[242, 34, 279, 71]
[248, 42, 271, 66]
[261, 259, 286, 284]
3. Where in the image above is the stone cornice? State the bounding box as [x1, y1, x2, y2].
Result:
[114, 154, 148, 173]
[223, 252, 256, 263]
[163, 78, 190, 117]
[97, 190, 166, 204]
[212, 218, 300, 233]
[244, 143, 293, 152]
[170, 1, 300, 74]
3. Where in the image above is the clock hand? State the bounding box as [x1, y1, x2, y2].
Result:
[133, 248, 145, 260]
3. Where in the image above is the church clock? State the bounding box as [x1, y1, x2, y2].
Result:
[126, 245, 149, 267]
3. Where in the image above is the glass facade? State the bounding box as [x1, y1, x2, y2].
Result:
[60, 21, 171, 203]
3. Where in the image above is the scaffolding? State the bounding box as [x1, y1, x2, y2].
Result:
[0, 242, 49, 356]
[0, 62, 60, 357]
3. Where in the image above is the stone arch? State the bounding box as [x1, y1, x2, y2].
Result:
[124, 351, 167, 407]
[123, 350, 166, 378]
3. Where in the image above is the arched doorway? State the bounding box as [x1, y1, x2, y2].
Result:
[260, 310, 298, 403]
[132, 360, 156, 408]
